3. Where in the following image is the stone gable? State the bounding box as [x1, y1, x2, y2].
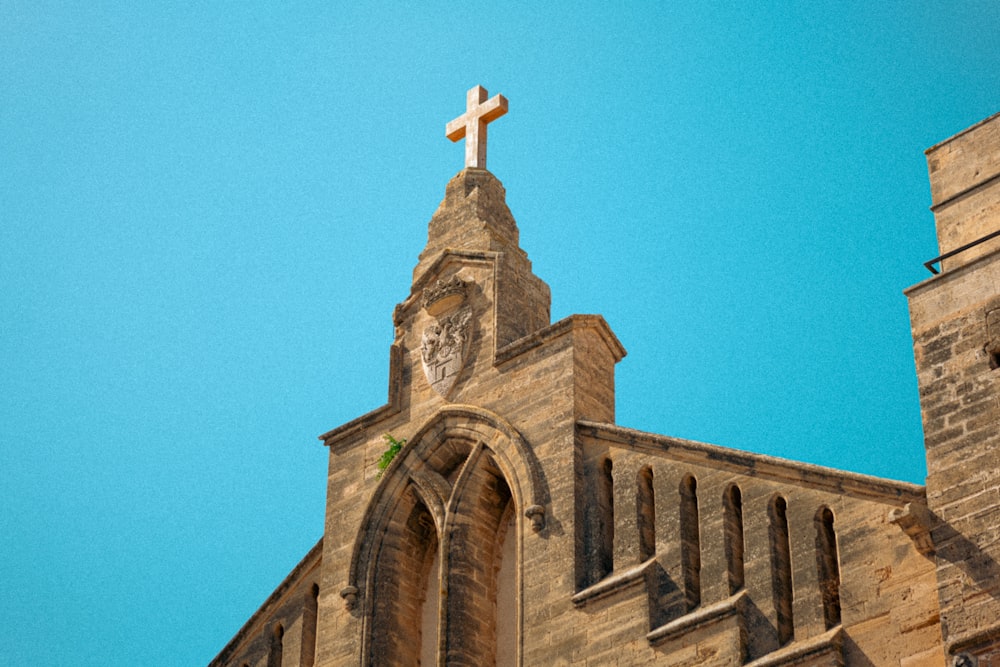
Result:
[209, 105, 1000, 667]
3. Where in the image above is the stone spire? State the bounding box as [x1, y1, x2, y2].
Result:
[415, 169, 522, 280]
[407, 87, 550, 355]
[414, 85, 525, 283]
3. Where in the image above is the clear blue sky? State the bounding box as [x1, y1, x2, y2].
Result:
[2, 2, 998, 664]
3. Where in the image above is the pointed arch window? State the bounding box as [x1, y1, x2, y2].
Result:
[350, 409, 544, 667]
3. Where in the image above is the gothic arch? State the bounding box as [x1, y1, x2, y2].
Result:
[346, 405, 548, 666]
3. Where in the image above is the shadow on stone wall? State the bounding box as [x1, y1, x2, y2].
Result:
[645, 561, 684, 631]
[932, 514, 1000, 602]
[841, 633, 878, 667]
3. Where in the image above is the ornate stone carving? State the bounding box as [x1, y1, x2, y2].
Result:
[888, 502, 936, 557]
[340, 585, 359, 610]
[525, 504, 545, 532]
[422, 275, 468, 316]
[421, 277, 473, 397]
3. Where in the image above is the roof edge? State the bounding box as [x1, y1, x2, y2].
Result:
[578, 421, 925, 504]
[925, 110, 1000, 155]
[495, 313, 626, 366]
[208, 537, 324, 667]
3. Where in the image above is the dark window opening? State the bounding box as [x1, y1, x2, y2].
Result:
[769, 496, 794, 646]
[267, 624, 284, 667]
[637, 467, 656, 562]
[598, 457, 615, 579]
[724, 484, 745, 594]
[815, 507, 842, 629]
[680, 474, 701, 611]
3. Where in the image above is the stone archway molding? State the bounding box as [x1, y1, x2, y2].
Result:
[343, 404, 548, 610]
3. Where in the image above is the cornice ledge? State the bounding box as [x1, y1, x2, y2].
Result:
[646, 591, 746, 646]
[319, 344, 405, 448]
[577, 421, 926, 504]
[904, 243, 1000, 296]
[571, 558, 655, 608]
[745, 626, 844, 667]
[318, 403, 398, 447]
[495, 314, 626, 367]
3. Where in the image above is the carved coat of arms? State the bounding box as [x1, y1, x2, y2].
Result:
[420, 276, 472, 398]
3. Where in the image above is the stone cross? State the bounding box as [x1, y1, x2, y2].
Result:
[446, 85, 508, 170]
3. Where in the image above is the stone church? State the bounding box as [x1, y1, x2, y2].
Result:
[208, 90, 1000, 666]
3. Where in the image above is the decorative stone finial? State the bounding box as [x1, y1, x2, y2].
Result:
[446, 85, 508, 170]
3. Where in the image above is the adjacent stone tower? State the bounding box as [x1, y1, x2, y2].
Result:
[906, 111, 1000, 666]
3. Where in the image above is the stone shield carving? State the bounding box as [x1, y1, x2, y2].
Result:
[421, 277, 472, 398]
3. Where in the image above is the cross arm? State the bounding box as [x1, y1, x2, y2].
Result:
[445, 95, 509, 142]
[445, 117, 467, 141]
[478, 95, 508, 124]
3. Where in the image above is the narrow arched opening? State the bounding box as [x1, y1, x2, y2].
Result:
[680, 474, 701, 611]
[769, 495, 794, 646]
[815, 506, 841, 629]
[353, 410, 541, 667]
[267, 623, 284, 667]
[723, 484, 745, 594]
[299, 584, 319, 667]
[637, 466, 656, 562]
[599, 457, 614, 579]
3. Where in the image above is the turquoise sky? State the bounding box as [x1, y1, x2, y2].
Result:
[3, 2, 999, 664]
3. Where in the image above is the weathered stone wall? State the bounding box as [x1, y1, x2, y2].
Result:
[905, 110, 1000, 665]
[907, 252, 1000, 663]
[926, 111, 1000, 270]
[556, 425, 941, 667]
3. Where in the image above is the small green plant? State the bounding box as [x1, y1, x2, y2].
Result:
[375, 433, 405, 479]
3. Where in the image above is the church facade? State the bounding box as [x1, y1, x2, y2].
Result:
[208, 95, 1000, 667]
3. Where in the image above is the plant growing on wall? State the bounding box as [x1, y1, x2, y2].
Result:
[376, 433, 405, 479]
